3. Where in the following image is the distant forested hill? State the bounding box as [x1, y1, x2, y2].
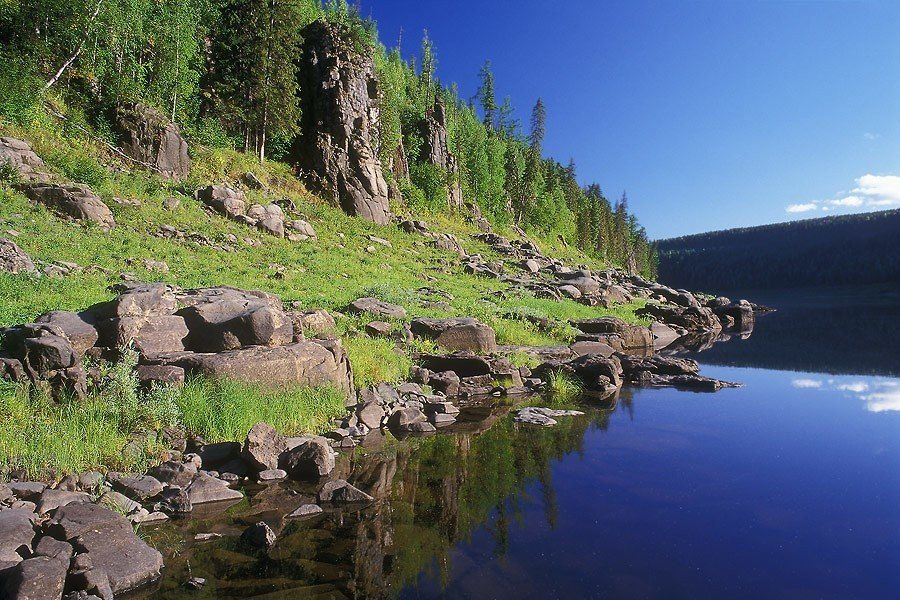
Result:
[656, 210, 900, 292]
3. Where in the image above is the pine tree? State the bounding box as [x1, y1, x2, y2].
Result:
[529, 98, 546, 153]
[477, 60, 497, 130]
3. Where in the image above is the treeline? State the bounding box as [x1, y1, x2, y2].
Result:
[0, 0, 656, 277]
[656, 209, 900, 291]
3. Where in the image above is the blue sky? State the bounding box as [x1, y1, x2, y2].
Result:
[358, 0, 900, 239]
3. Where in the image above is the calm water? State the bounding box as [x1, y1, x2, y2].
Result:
[144, 289, 900, 599]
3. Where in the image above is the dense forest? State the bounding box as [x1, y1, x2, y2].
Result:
[0, 0, 657, 277]
[657, 209, 900, 291]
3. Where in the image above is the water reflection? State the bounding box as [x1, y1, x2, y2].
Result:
[143, 395, 626, 599]
[670, 284, 900, 377]
[791, 376, 900, 412]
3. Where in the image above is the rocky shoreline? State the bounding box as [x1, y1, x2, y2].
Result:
[0, 239, 762, 597]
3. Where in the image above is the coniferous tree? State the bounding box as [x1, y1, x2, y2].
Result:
[477, 60, 497, 130]
[529, 97, 546, 152]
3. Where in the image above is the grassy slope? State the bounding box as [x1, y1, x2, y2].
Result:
[0, 110, 645, 478]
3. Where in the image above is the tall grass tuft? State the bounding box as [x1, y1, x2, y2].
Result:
[545, 370, 583, 405]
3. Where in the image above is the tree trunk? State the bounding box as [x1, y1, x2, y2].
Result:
[43, 0, 104, 91]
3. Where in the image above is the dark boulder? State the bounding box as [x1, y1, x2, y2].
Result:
[185, 474, 243, 505]
[0, 508, 36, 567]
[243, 423, 287, 472]
[135, 364, 185, 388]
[178, 290, 292, 352]
[151, 340, 354, 397]
[293, 20, 390, 224]
[317, 479, 374, 503]
[34, 311, 99, 355]
[0, 556, 67, 600]
[240, 522, 276, 550]
[280, 436, 335, 479]
[0, 137, 46, 181]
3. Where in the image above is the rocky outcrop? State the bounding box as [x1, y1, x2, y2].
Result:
[293, 20, 390, 225]
[346, 297, 407, 319]
[571, 316, 653, 355]
[20, 183, 115, 229]
[196, 185, 290, 238]
[115, 103, 190, 179]
[0, 238, 36, 274]
[1, 284, 354, 401]
[419, 97, 463, 209]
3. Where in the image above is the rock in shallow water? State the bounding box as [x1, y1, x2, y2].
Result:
[514, 406, 584, 427]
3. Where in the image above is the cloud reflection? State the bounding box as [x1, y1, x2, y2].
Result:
[791, 378, 900, 412]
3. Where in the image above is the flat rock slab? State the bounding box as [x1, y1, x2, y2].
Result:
[74, 517, 163, 594]
[347, 297, 407, 319]
[514, 406, 584, 427]
[35, 489, 90, 515]
[186, 474, 244, 505]
[287, 504, 324, 519]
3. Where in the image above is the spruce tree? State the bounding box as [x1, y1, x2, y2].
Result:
[477, 60, 497, 130]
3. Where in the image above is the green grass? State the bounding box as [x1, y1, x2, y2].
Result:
[0, 107, 651, 478]
[545, 370, 583, 405]
[175, 377, 346, 443]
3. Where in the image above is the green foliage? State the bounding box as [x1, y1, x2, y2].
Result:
[345, 336, 413, 389]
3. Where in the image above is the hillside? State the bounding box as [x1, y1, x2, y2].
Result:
[656, 210, 900, 292]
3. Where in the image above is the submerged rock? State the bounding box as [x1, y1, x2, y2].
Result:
[514, 406, 584, 427]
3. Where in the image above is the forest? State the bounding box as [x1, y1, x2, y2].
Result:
[0, 0, 657, 277]
[656, 209, 900, 291]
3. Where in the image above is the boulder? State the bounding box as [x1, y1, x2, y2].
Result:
[364, 321, 392, 337]
[152, 340, 354, 397]
[0, 137, 46, 181]
[33, 311, 98, 355]
[115, 102, 190, 179]
[178, 292, 292, 352]
[0, 556, 67, 599]
[566, 276, 601, 296]
[197, 442, 241, 469]
[347, 297, 406, 319]
[46, 503, 162, 594]
[185, 474, 243, 505]
[148, 461, 197, 488]
[34, 489, 89, 515]
[107, 473, 163, 502]
[135, 364, 185, 388]
[317, 479, 374, 503]
[243, 423, 287, 472]
[287, 504, 324, 519]
[0, 508, 35, 566]
[514, 406, 584, 427]
[20, 183, 115, 228]
[289, 309, 336, 338]
[356, 401, 385, 430]
[107, 315, 189, 355]
[418, 352, 492, 378]
[293, 21, 391, 224]
[387, 407, 428, 432]
[280, 436, 335, 479]
[241, 522, 276, 550]
[0, 238, 36, 274]
[410, 317, 497, 353]
[195, 185, 246, 219]
[32, 536, 73, 564]
[101, 282, 177, 319]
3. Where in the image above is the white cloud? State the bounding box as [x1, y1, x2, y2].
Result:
[837, 382, 869, 393]
[785, 174, 900, 214]
[863, 389, 900, 413]
[792, 378, 823, 388]
[828, 196, 864, 207]
[787, 203, 818, 213]
[863, 132, 880, 140]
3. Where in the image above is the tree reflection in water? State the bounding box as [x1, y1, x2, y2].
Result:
[143, 392, 627, 599]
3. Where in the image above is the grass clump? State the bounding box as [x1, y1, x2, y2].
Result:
[175, 377, 346, 443]
[345, 336, 413, 389]
[545, 370, 583, 405]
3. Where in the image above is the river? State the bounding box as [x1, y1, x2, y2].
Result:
[142, 287, 900, 599]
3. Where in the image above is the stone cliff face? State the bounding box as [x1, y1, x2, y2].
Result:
[293, 21, 391, 225]
[420, 97, 463, 210]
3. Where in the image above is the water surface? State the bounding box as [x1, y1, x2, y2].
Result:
[144, 290, 900, 599]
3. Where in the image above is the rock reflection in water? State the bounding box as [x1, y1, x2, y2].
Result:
[141, 394, 623, 599]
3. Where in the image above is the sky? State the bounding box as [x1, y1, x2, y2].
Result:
[358, 0, 900, 239]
